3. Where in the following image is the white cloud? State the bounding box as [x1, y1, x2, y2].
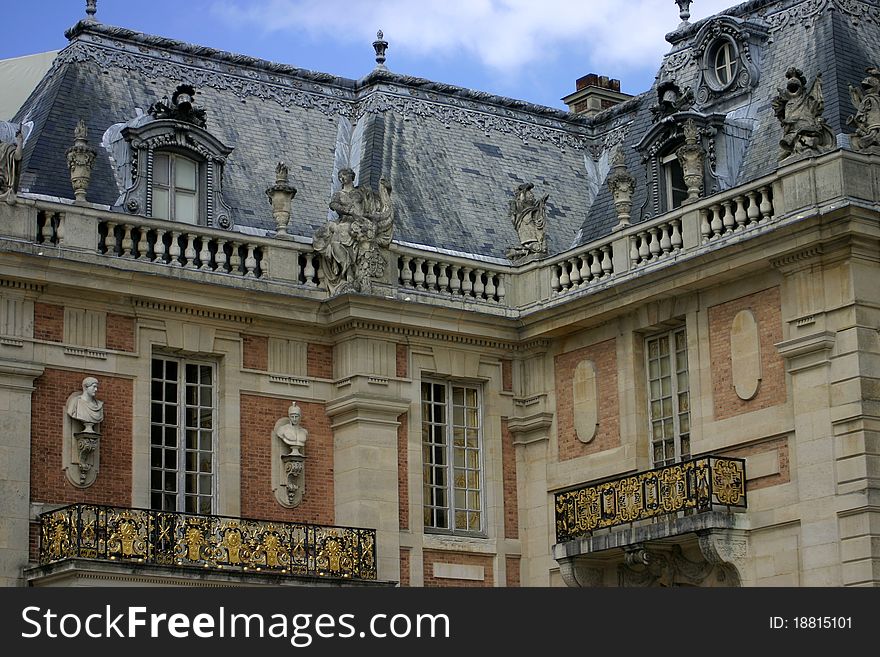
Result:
[212, 0, 736, 74]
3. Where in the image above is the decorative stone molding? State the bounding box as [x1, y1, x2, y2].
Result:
[607, 145, 636, 228]
[272, 401, 308, 507]
[66, 119, 97, 204]
[557, 556, 603, 588]
[505, 183, 548, 262]
[697, 529, 751, 586]
[313, 167, 393, 296]
[847, 66, 880, 154]
[265, 162, 297, 237]
[64, 376, 105, 487]
[772, 68, 834, 161]
[507, 394, 553, 445]
[675, 119, 705, 204]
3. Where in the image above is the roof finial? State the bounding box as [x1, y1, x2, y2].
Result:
[675, 0, 692, 24]
[85, 0, 98, 20]
[373, 29, 388, 69]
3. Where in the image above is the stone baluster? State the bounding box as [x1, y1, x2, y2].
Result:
[649, 227, 661, 259]
[41, 215, 55, 244]
[425, 260, 437, 291]
[153, 229, 166, 263]
[558, 261, 571, 290]
[105, 221, 118, 256]
[670, 219, 682, 251]
[473, 269, 486, 298]
[659, 224, 672, 254]
[135, 228, 149, 259]
[699, 208, 711, 243]
[449, 264, 462, 295]
[54, 214, 64, 244]
[484, 272, 496, 300]
[199, 238, 212, 271]
[215, 238, 227, 272]
[722, 200, 735, 234]
[590, 249, 602, 279]
[759, 186, 773, 220]
[413, 258, 426, 289]
[461, 267, 474, 297]
[303, 252, 316, 285]
[568, 257, 582, 288]
[710, 204, 723, 238]
[551, 265, 561, 293]
[183, 234, 198, 269]
[601, 245, 613, 276]
[638, 232, 650, 263]
[229, 241, 242, 274]
[244, 244, 257, 277]
[400, 255, 413, 287]
[746, 191, 760, 226]
[121, 224, 134, 257]
[629, 235, 640, 264]
[496, 274, 506, 302]
[437, 263, 449, 293]
[169, 231, 183, 267]
[734, 196, 747, 230]
[578, 255, 590, 284]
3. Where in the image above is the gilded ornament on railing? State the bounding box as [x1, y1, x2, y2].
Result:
[555, 456, 746, 543]
[38, 503, 377, 581]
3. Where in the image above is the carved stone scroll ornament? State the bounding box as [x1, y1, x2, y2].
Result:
[505, 182, 548, 262]
[771, 67, 834, 160]
[847, 66, 880, 154]
[606, 145, 636, 228]
[313, 168, 393, 295]
[675, 119, 705, 204]
[66, 119, 97, 204]
[266, 161, 297, 236]
[272, 402, 308, 507]
[64, 376, 105, 487]
[0, 122, 24, 205]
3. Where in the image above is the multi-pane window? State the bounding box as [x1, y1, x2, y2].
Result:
[151, 152, 199, 224]
[646, 328, 691, 467]
[421, 381, 483, 534]
[713, 40, 736, 87]
[150, 356, 216, 514]
[663, 153, 689, 211]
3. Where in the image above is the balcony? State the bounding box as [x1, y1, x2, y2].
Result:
[34, 504, 379, 586]
[554, 455, 747, 544]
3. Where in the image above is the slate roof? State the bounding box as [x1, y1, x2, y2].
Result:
[12, 0, 880, 260]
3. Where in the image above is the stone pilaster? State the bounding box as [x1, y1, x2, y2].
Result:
[0, 359, 44, 586]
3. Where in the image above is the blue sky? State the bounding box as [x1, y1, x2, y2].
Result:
[1, 0, 736, 110]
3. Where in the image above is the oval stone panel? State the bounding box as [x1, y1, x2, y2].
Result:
[573, 359, 598, 443]
[731, 309, 761, 400]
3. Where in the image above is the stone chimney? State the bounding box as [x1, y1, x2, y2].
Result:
[562, 73, 633, 117]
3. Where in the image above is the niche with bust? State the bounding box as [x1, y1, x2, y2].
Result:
[271, 401, 308, 507]
[63, 376, 105, 487]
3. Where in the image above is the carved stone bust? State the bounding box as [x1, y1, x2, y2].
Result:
[66, 376, 104, 434]
[274, 401, 308, 457]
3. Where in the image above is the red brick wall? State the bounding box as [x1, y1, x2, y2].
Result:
[398, 412, 409, 531]
[506, 556, 521, 587]
[501, 359, 513, 392]
[423, 550, 493, 587]
[399, 548, 410, 587]
[396, 344, 408, 378]
[307, 343, 333, 379]
[106, 314, 135, 352]
[501, 418, 518, 539]
[239, 394, 333, 524]
[31, 369, 133, 506]
[34, 302, 63, 342]
[242, 334, 268, 371]
[554, 338, 619, 461]
[722, 436, 791, 491]
[708, 287, 786, 421]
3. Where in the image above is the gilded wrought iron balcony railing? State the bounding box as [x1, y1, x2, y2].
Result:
[554, 455, 746, 543]
[39, 504, 377, 581]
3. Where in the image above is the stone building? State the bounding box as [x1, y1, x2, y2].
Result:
[1, 0, 878, 587]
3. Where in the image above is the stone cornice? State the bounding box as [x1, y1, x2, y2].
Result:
[132, 298, 253, 324]
[0, 278, 45, 293]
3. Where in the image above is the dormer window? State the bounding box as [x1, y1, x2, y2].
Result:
[114, 84, 234, 229]
[151, 152, 199, 224]
[712, 38, 737, 88]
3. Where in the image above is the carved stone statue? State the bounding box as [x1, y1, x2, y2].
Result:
[313, 167, 393, 295]
[275, 401, 308, 457]
[771, 67, 834, 160]
[505, 182, 548, 261]
[847, 66, 880, 154]
[66, 376, 104, 434]
[0, 123, 24, 204]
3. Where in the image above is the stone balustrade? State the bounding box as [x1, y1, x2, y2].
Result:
[699, 185, 774, 243]
[396, 249, 508, 304]
[550, 243, 614, 294]
[628, 217, 683, 268]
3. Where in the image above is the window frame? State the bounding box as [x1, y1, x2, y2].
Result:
[150, 150, 203, 225]
[706, 35, 739, 92]
[645, 326, 691, 468]
[420, 379, 486, 537]
[150, 354, 218, 515]
[661, 151, 689, 212]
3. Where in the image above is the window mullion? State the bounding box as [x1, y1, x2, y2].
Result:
[446, 384, 455, 531]
[176, 359, 186, 513]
